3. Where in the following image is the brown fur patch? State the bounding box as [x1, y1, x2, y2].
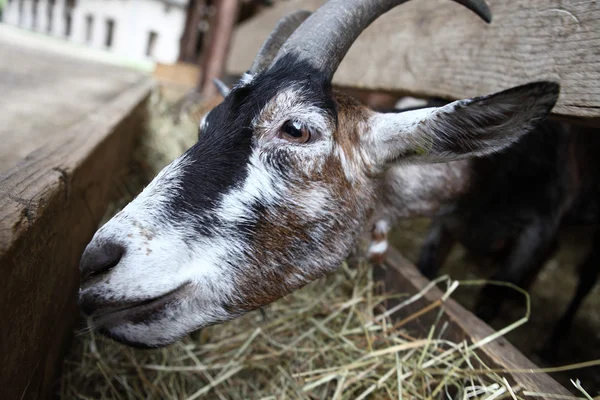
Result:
[230, 91, 378, 313]
[243, 174, 357, 308]
[237, 157, 373, 311]
[332, 90, 372, 161]
[239, 208, 313, 310]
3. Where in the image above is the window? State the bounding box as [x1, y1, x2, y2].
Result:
[47, 0, 55, 33]
[105, 18, 115, 48]
[18, 0, 24, 26]
[85, 14, 94, 43]
[145, 31, 158, 58]
[64, 12, 72, 37]
[32, 0, 39, 30]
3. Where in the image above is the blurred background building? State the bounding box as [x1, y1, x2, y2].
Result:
[0, 0, 274, 91]
[1, 0, 190, 64]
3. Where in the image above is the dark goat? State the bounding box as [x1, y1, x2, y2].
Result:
[416, 118, 600, 353]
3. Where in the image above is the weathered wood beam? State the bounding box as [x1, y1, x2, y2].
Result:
[376, 247, 573, 398]
[0, 78, 152, 399]
[227, 0, 600, 123]
[198, 0, 240, 97]
[178, 0, 206, 64]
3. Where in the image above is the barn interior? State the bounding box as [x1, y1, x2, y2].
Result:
[0, 0, 599, 398]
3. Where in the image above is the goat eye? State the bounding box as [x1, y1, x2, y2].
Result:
[279, 120, 311, 143]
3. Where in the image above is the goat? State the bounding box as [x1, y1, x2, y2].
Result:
[78, 0, 560, 348]
[389, 118, 598, 355]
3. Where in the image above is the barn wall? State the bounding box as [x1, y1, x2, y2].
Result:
[227, 0, 600, 122]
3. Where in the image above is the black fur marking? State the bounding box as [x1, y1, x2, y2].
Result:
[455, 121, 568, 249]
[429, 82, 560, 157]
[233, 200, 268, 239]
[164, 53, 336, 234]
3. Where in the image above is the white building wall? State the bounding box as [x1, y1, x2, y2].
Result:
[2, 0, 186, 64]
[22, 0, 33, 28]
[71, 0, 186, 63]
[3, 0, 20, 25]
[53, 2, 65, 35]
[31, 0, 45, 32]
[36, 0, 50, 33]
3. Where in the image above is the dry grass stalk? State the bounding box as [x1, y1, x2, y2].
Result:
[60, 262, 514, 399]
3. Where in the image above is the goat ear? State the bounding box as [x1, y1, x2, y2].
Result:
[213, 78, 230, 98]
[366, 82, 559, 168]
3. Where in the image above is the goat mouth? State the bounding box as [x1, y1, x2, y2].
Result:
[89, 283, 192, 329]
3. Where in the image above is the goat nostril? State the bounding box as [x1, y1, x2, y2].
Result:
[80, 241, 125, 282]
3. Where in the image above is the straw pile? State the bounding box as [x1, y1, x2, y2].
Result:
[59, 87, 594, 399]
[61, 262, 523, 399]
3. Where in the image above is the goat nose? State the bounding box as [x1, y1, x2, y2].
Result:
[80, 240, 124, 282]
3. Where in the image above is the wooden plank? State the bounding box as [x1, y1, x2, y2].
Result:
[375, 246, 572, 398]
[0, 79, 152, 399]
[198, 0, 239, 97]
[227, 0, 600, 123]
[178, 0, 206, 64]
[153, 62, 201, 89]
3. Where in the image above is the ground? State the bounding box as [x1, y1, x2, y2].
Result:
[389, 218, 600, 395]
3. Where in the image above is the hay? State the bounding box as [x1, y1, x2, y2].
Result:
[59, 87, 594, 399]
[61, 263, 526, 399]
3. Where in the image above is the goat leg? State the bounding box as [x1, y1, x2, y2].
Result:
[474, 216, 559, 322]
[368, 219, 391, 265]
[417, 217, 456, 279]
[542, 233, 600, 359]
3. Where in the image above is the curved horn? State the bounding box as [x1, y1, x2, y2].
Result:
[248, 10, 312, 74]
[213, 78, 231, 97]
[271, 0, 491, 81]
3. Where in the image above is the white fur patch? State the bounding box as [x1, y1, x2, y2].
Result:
[368, 240, 388, 256]
[395, 96, 428, 110]
[296, 183, 331, 219]
[335, 144, 358, 183]
[374, 219, 390, 235]
[216, 150, 282, 223]
[199, 113, 209, 132]
[239, 72, 254, 86]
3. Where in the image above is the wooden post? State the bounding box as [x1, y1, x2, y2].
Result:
[198, 0, 239, 98]
[376, 247, 573, 397]
[227, 0, 600, 124]
[178, 0, 206, 64]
